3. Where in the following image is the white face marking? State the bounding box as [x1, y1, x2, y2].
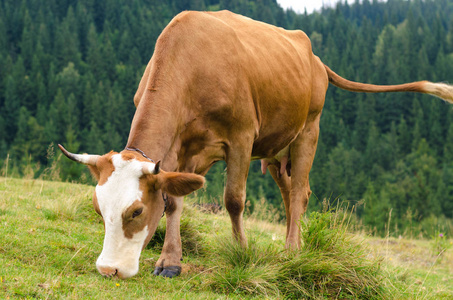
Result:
[95, 154, 155, 278]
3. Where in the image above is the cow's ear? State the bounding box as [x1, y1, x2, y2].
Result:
[157, 171, 205, 197]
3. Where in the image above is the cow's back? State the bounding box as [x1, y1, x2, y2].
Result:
[204, 11, 316, 156]
[138, 10, 320, 159]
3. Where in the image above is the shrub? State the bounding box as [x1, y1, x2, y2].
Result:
[208, 208, 389, 299]
[207, 237, 281, 297]
[278, 210, 385, 299]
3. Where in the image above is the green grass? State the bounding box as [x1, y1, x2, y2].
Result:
[0, 177, 452, 299]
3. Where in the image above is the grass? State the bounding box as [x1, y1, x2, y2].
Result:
[207, 208, 385, 299]
[1, 176, 452, 299]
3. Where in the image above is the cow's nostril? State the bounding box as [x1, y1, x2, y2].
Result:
[98, 265, 118, 278]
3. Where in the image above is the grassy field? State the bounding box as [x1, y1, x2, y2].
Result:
[0, 176, 452, 299]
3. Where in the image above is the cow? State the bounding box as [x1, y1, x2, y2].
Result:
[59, 10, 453, 279]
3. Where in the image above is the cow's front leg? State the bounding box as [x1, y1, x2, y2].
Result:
[153, 195, 183, 278]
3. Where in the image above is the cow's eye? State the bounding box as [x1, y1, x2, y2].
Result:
[132, 208, 143, 218]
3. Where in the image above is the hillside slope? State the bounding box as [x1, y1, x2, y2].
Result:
[0, 177, 452, 299]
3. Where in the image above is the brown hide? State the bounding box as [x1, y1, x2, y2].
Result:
[66, 10, 452, 278]
[127, 10, 453, 254]
[60, 11, 453, 278]
[126, 11, 331, 255]
[129, 10, 326, 170]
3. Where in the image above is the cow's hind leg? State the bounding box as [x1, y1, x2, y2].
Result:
[268, 164, 291, 239]
[286, 113, 321, 249]
[224, 141, 253, 247]
[153, 195, 184, 278]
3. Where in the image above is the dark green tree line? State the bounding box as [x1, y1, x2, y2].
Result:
[1, 0, 452, 236]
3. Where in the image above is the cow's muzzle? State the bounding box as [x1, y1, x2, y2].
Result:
[97, 265, 118, 278]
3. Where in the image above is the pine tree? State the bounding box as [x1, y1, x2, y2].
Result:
[0, 10, 7, 57]
[118, 31, 133, 63]
[56, 62, 81, 101]
[85, 121, 106, 154]
[437, 165, 453, 218]
[364, 121, 380, 171]
[444, 122, 453, 162]
[93, 0, 106, 32]
[128, 47, 142, 71]
[3, 75, 20, 145]
[427, 102, 444, 157]
[11, 106, 45, 161]
[352, 97, 374, 152]
[50, 88, 67, 141]
[19, 9, 34, 70]
[11, 106, 31, 160]
[100, 22, 117, 82]
[43, 116, 59, 150]
[104, 122, 122, 151]
[86, 23, 103, 80]
[54, 6, 81, 69]
[406, 139, 439, 219]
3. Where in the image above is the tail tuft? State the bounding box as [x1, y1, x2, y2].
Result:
[423, 82, 453, 104]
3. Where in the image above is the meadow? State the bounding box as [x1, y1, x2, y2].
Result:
[0, 176, 452, 299]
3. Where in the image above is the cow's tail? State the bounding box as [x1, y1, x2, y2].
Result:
[324, 64, 453, 104]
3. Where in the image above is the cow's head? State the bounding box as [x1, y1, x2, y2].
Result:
[58, 144, 205, 279]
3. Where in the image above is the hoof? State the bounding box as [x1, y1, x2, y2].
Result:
[153, 266, 164, 276]
[154, 266, 181, 278]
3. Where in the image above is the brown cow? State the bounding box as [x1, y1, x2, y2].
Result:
[59, 10, 453, 279]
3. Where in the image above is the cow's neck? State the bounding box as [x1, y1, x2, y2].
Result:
[126, 90, 188, 172]
[126, 30, 198, 172]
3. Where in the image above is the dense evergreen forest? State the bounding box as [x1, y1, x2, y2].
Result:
[1, 0, 453, 236]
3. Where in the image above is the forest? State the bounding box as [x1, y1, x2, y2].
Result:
[1, 0, 453, 236]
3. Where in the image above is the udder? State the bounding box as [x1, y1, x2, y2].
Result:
[260, 146, 290, 177]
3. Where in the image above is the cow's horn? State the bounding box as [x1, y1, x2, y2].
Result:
[58, 144, 99, 166]
[142, 161, 160, 175]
